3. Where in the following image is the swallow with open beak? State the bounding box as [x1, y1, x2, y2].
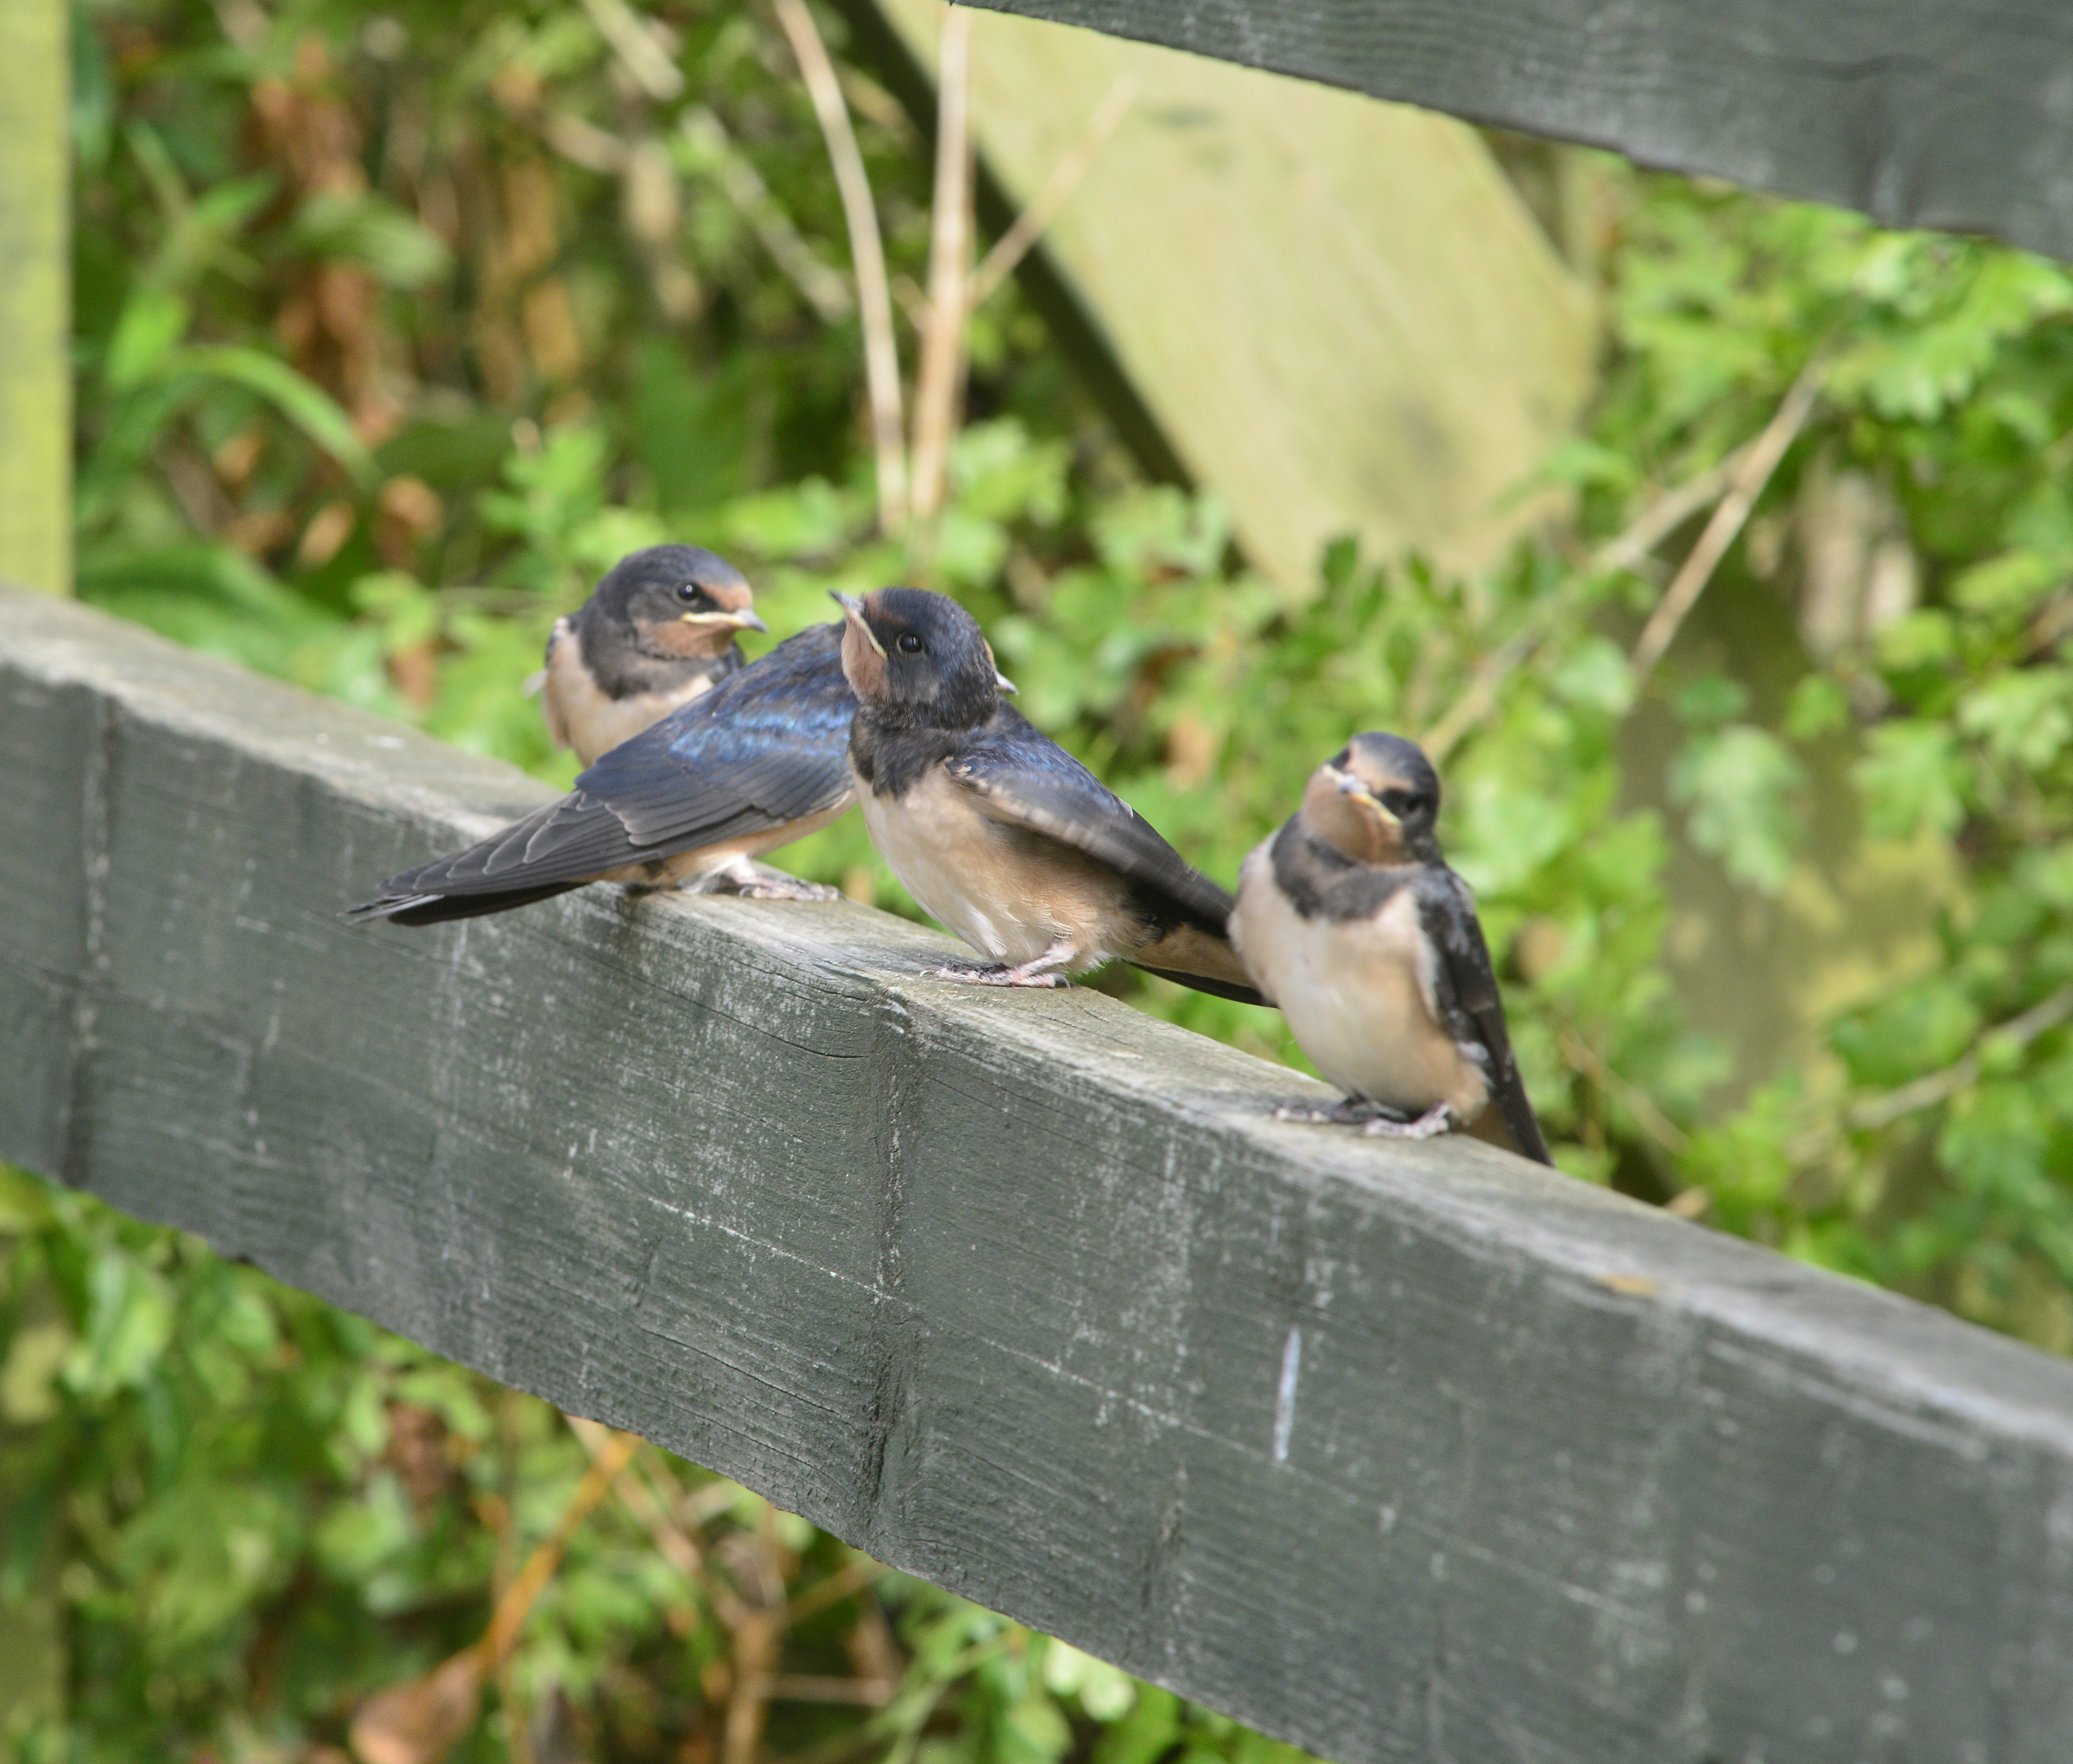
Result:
[530, 544, 768, 765]
[834, 587, 1262, 1004]
[1229, 733, 1551, 1164]
[349, 618, 855, 926]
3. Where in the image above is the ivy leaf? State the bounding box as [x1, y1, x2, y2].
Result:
[1833, 982, 1981, 1088]
[61, 1250, 174, 1399]
[1854, 721, 1967, 838]
[1668, 724, 1805, 893]
[1956, 668, 2073, 771]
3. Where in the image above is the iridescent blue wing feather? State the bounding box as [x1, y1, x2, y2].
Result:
[349, 622, 854, 923]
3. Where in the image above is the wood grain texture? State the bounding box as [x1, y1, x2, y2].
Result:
[966, 0, 2073, 265]
[5, 586, 2073, 1761]
[874, 0, 1592, 589]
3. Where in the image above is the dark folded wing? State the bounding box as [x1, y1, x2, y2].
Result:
[349, 622, 854, 923]
[1420, 871, 1552, 1165]
[944, 708, 1235, 931]
[571, 621, 853, 847]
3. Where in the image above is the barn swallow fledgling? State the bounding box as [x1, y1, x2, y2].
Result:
[349, 619, 853, 926]
[834, 587, 1263, 1005]
[1229, 733, 1552, 1164]
[530, 545, 767, 765]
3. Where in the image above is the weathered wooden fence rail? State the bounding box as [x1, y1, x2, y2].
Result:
[966, 0, 2073, 265]
[5, 584, 2073, 1761]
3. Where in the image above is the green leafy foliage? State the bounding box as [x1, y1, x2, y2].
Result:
[13, 0, 2073, 1754]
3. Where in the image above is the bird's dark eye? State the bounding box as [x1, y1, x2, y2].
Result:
[896, 631, 924, 655]
[674, 582, 700, 603]
[1381, 789, 1426, 820]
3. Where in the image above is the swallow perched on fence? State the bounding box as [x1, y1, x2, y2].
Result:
[834, 587, 1262, 1004]
[529, 544, 767, 765]
[349, 619, 853, 927]
[1229, 733, 1551, 1164]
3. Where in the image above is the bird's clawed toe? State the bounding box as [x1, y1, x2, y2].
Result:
[1273, 1098, 1454, 1139]
[724, 874, 840, 902]
[927, 960, 1070, 989]
[1272, 1101, 1345, 1124]
[1274, 1098, 1386, 1126]
[1360, 1103, 1453, 1140]
[704, 860, 840, 902]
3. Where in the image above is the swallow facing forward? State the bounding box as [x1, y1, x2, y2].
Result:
[834, 587, 1261, 1004]
[1230, 733, 1551, 1163]
[350, 619, 853, 926]
[532, 545, 767, 765]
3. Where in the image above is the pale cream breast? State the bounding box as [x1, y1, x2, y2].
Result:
[542, 624, 719, 765]
[858, 765, 1124, 969]
[1233, 849, 1487, 1120]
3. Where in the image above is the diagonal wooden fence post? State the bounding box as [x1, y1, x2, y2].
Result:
[0, 0, 71, 595]
[0, 3, 70, 1731]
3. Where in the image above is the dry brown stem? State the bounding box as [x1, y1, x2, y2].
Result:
[578, 0, 685, 99]
[906, 5, 974, 535]
[1630, 359, 1826, 680]
[1420, 440, 1757, 764]
[679, 107, 854, 323]
[967, 73, 1137, 308]
[349, 1429, 639, 1764]
[1560, 1028, 1690, 1155]
[1845, 983, 2073, 1133]
[774, 0, 909, 533]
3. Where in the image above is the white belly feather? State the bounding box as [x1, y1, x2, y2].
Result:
[542, 625, 718, 765]
[1233, 841, 1488, 1119]
[859, 768, 1113, 968]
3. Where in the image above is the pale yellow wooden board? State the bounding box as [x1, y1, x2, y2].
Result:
[876, 0, 1594, 590]
[0, 0, 70, 594]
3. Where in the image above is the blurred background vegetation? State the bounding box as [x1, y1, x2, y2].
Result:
[4, 0, 2073, 1756]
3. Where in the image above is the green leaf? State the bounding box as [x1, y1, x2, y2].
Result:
[104, 288, 191, 390]
[715, 479, 863, 560]
[0, 1164, 59, 1233]
[952, 418, 1070, 526]
[61, 1250, 175, 1399]
[1041, 1640, 1136, 1721]
[1956, 668, 2073, 771]
[1668, 724, 1806, 893]
[1833, 982, 1981, 1088]
[1784, 673, 1850, 741]
[1092, 487, 1230, 577]
[932, 505, 1011, 590]
[1, 1320, 75, 1425]
[163, 345, 377, 484]
[1854, 720, 1967, 838]
[289, 191, 453, 289]
[1671, 672, 1748, 727]
[1549, 637, 1635, 716]
[1949, 549, 2066, 624]
[1003, 1691, 1075, 1763]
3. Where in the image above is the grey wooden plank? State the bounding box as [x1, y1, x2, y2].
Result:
[3, 584, 2073, 1762]
[964, 0, 2073, 265]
